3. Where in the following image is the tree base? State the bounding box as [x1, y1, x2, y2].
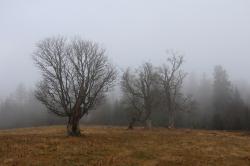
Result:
[144, 120, 152, 129]
[67, 123, 81, 137]
[127, 120, 136, 130]
[127, 126, 134, 130]
[67, 117, 81, 137]
[67, 130, 81, 137]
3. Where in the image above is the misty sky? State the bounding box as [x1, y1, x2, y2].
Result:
[0, 0, 250, 98]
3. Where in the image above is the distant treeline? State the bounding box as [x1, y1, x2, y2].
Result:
[0, 65, 250, 130]
[88, 65, 250, 130]
[0, 84, 65, 129]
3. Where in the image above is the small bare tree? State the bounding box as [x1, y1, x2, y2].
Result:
[158, 51, 192, 128]
[33, 36, 116, 136]
[121, 62, 157, 129]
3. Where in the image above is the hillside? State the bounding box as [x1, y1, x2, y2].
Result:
[0, 126, 250, 166]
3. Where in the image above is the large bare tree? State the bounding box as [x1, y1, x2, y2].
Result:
[158, 51, 192, 128]
[121, 62, 158, 129]
[33, 36, 117, 136]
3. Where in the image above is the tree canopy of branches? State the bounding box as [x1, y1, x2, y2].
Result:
[121, 62, 158, 129]
[33, 36, 117, 136]
[158, 51, 193, 128]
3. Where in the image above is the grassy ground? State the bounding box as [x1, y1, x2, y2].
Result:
[0, 126, 250, 166]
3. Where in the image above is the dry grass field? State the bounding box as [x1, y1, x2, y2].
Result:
[0, 126, 250, 166]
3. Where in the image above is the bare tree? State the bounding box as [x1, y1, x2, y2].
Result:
[121, 62, 157, 129]
[33, 36, 116, 136]
[158, 51, 191, 128]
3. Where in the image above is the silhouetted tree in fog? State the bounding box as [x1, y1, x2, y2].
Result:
[195, 74, 213, 129]
[228, 88, 245, 129]
[33, 36, 117, 136]
[212, 65, 232, 130]
[158, 51, 193, 128]
[121, 62, 158, 129]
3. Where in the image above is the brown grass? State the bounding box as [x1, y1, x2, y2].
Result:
[0, 126, 250, 166]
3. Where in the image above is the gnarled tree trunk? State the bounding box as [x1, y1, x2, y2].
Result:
[67, 114, 81, 136]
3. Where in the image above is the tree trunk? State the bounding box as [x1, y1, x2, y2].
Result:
[145, 119, 152, 129]
[128, 118, 136, 130]
[168, 111, 175, 128]
[67, 116, 81, 136]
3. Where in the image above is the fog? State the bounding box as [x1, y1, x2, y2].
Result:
[1, 0, 250, 98]
[0, 0, 250, 129]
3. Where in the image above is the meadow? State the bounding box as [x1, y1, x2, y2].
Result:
[0, 126, 250, 166]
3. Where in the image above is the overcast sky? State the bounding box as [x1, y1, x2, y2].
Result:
[0, 0, 250, 97]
